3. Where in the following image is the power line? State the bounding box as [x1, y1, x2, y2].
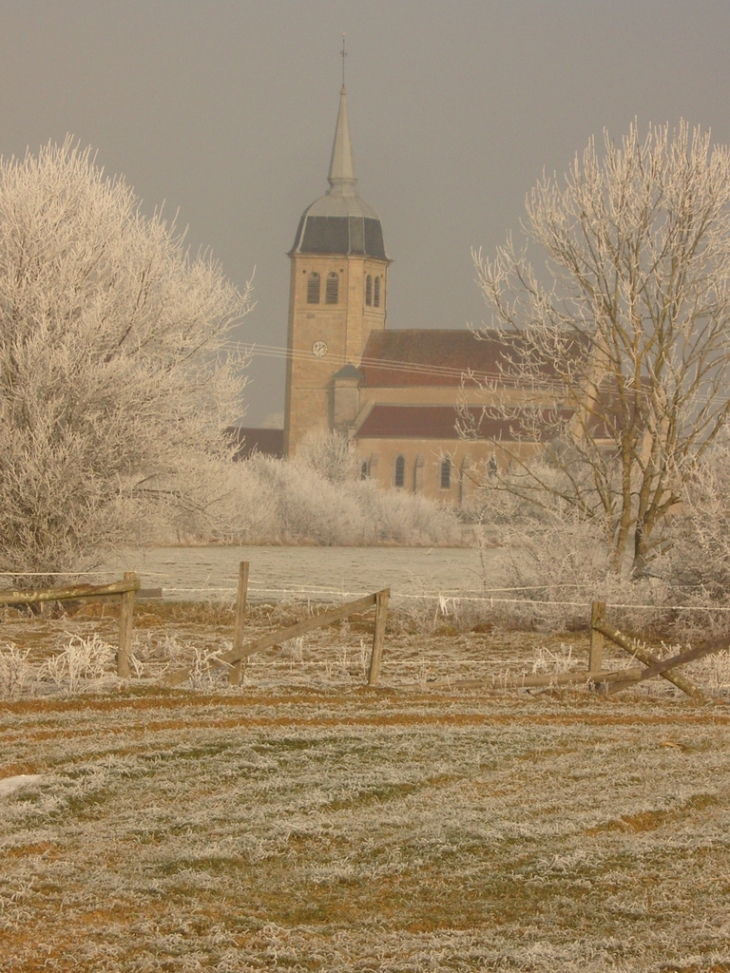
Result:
[226, 340, 568, 391]
[226, 339, 730, 409]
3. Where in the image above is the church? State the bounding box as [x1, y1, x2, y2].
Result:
[238, 84, 553, 503]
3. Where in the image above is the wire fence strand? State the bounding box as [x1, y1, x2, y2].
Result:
[4, 571, 730, 613]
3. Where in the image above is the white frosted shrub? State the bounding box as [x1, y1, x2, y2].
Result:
[295, 430, 360, 484]
[240, 455, 367, 544]
[0, 643, 33, 698]
[196, 453, 461, 546]
[362, 484, 462, 546]
[149, 428, 461, 547]
[468, 448, 730, 640]
[39, 634, 116, 696]
[276, 462, 366, 544]
[187, 455, 280, 544]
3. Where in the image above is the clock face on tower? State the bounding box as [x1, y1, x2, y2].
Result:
[312, 340, 328, 358]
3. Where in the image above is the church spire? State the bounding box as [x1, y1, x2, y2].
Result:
[327, 84, 357, 197]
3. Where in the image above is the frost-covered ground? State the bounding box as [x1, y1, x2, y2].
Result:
[3, 688, 730, 972]
[1, 603, 730, 971]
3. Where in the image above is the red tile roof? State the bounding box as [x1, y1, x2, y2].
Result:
[354, 405, 527, 440]
[359, 329, 573, 388]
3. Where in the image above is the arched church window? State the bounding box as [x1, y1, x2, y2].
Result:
[374, 276, 381, 308]
[325, 272, 339, 304]
[440, 457, 452, 490]
[365, 275, 372, 306]
[307, 273, 320, 304]
[394, 454, 406, 488]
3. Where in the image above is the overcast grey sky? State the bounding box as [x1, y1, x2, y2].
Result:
[2, 0, 730, 423]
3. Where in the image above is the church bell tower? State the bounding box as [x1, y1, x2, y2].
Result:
[283, 84, 390, 455]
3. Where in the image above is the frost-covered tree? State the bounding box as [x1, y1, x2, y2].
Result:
[469, 121, 730, 575]
[0, 140, 251, 581]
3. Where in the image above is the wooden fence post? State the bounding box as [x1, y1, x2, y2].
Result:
[589, 600, 605, 674]
[228, 562, 250, 687]
[118, 571, 137, 678]
[368, 588, 390, 687]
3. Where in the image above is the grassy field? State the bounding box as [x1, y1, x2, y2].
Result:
[1, 602, 730, 971]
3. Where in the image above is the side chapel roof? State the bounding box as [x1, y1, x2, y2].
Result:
[354, 404, 525, 440]
[353, 404, 576, 441]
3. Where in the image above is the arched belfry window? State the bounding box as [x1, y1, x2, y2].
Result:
[374, 276, 381, 308]
[325, 272, 339, 304]
[307, 272, 320, 304]
[394, 454, 406, 488]
[365, 275, 373, 306]
[440, 457, 452, 490]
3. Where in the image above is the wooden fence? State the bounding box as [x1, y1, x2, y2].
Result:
[7, 571, 723, 697]
[428, 599, 727, 699]
[587, 600, 720, 701]
[1, 563, 389, 690]
[161, 561, 390, 689]
[0, 573, 140, 677]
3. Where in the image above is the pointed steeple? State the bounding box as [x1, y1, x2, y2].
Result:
[328, 85, 357, 196]
[290, 80, 388, 260]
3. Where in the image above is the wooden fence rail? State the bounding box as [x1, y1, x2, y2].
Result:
[161, 561, 390, 689]
[425, 598, 727, 699]
[563, 601, 726, 699]
[589, 611, 723, 701]
[0, 573, 140, 677]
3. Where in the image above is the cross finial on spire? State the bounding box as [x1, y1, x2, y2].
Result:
[341, 33, 347, 88]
